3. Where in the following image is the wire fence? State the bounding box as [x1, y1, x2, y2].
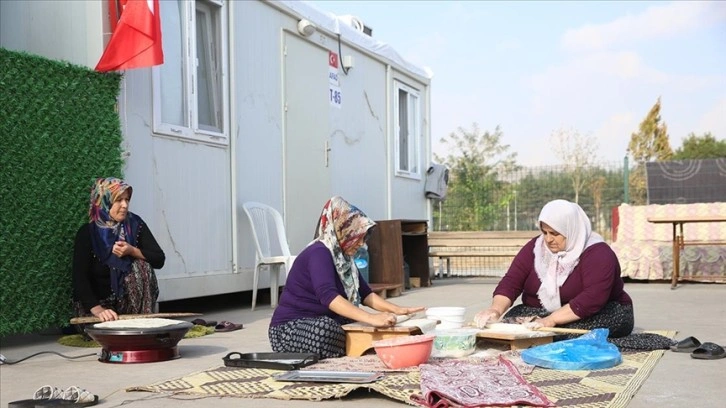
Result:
[432, 160, 627, 239]
[429, 158, 726, 277]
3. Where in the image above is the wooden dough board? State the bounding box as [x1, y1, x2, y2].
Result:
[342, 322, 424, 357]
[476, 328, 555, 350]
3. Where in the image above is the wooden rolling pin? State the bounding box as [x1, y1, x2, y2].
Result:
[467, 322, 590, 335]
[70, 312, 202, 325]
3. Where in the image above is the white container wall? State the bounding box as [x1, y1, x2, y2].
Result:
[1, 0, 433, 302]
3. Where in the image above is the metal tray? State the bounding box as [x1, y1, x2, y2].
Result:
[273, 370, 384, 384]
[222, 352, 319, 370]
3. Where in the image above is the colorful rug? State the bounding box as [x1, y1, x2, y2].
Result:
[413, 357, 553, 407]
[129, 331, 675, 407]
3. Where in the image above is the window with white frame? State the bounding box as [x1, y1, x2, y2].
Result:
[153, 0, 227, 144]
[394, 81, 421, 176]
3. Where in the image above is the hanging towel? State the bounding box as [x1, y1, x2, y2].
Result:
[425, 163, 449, 200]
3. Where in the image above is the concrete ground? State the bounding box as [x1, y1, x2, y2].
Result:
[1, 277, 725, 407]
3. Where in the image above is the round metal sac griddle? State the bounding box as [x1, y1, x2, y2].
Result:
[85, 320, 193, 363]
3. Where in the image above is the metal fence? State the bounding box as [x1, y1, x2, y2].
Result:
[432, 161, 627, 238]
[429, 158, 725, 277]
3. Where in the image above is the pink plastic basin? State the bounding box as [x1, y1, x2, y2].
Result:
[372, 334, 435, 369]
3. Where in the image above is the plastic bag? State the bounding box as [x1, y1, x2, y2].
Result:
[521, 328, 622, 370]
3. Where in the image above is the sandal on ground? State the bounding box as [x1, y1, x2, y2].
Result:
[34, 386, 99, 407]
[191, 318, 217, 327]
[8, 385, 64, 407]
[691, 342, 726, 360]
[670, 336, 701, 352]
[215, 321, 244, 332]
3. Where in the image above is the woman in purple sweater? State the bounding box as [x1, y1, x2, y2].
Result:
[269, 196, 424, 358]
[474, 199, 634, 338]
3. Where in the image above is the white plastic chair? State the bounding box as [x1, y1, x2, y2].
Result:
[242, 201, 296, 311]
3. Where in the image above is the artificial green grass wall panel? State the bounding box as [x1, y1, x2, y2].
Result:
[0, 48, 123, 336]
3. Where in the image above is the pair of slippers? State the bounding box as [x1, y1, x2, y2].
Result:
[191, 319, 243, 332]
[9, 385, 98, 407]
[670, 336, 725, 359]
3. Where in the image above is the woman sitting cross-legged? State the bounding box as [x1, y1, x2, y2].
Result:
[473, 199, 673, 350]
[72, 177, 165, 325]
[268, 196, 424, 359]
[474, 199, 634, 336]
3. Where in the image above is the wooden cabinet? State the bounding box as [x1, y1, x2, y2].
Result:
[367, 219, 431, 289]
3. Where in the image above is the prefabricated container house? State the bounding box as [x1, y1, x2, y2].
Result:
[0, 0, 433, 302]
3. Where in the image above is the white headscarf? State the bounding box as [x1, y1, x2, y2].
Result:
[534, 199, 604, 311]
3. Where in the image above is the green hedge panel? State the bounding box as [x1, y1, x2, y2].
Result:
[0, 48, 123, 336]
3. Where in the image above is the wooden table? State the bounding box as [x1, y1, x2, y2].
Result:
[647, 215, 726, 289]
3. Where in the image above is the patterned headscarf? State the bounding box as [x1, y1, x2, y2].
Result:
[533, 199, 604, 311]
[312, 196, 376, 306]
[88, 177, 140, 297]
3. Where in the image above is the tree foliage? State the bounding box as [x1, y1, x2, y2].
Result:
[628, 97, 673, 162]
[672, 132, 726, 159]
[434, 124, 519, 230]
[628, 97, 673, 204]
[550, 127, 600, 204]
[513, 166, 623, 237]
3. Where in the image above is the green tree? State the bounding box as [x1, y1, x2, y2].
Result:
[434, 124, 518, 230]
[627, 97, 673, 204]
[672, 132, 726, 159]
[514, 169, 573, 230]
[550, 127, 600, 204]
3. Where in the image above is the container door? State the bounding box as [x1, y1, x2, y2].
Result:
[283, 32, 331, 254]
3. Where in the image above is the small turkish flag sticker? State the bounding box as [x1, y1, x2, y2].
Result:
[329, 52, 339, 68]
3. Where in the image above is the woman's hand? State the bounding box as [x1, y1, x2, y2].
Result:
[90, 305, 119, 322]
[532, 316, 556, 328]
[112, 241, 134, 257]
[368, 312, 397, 328]
[473, 308, 501, 328]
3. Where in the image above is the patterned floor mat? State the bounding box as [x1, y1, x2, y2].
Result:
[128, 331, 675, 407]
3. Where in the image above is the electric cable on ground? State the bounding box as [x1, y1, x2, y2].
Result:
[0, 351, 97, 365]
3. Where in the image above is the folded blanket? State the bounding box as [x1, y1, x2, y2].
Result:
[412, 357, 554, 408]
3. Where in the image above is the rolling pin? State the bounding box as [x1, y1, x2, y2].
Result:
[69, 312, 202, 325]
[467, 322, 591, 335]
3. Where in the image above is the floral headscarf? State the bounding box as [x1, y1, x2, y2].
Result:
[534, 199, 604, 311]
[312, 196, 376, 306]
[88, 177, 140, 297]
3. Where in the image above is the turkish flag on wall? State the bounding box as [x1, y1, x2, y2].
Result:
[95, 0, 164, 72]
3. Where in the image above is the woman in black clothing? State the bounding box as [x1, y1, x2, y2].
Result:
[72, 177, 165, 322]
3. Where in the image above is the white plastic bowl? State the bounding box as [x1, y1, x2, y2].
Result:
[426, 307, 466, 318]
[426, 307, 466, 329]
[436, 320, 464, 329]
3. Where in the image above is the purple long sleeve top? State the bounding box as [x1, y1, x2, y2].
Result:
[270, 241, 373, 326]
[494, 238, 632, 319]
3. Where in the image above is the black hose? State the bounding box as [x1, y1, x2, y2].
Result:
[0, 351, 97, 365]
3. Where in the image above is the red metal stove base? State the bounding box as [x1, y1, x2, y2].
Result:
[99, 347, 180, 363]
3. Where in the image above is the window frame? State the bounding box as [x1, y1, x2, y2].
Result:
[151, 0, 228, 146]
[393, 81, 422, 178]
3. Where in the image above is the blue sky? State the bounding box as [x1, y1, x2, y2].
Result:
[309, 0, 726, 166]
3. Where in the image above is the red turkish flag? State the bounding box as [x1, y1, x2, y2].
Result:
[95, 0, 164, 72]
